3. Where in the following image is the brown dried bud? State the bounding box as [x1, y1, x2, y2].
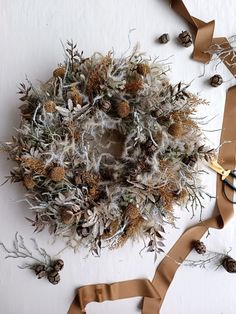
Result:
[47, 271, 60, 285]
[159, 33, 170, 44]
[193, 240, 206, 254]
[222, 256, 236, 273]
[60, 208, 74, 225]
[210, 74, 223, 87]
[168, 123, 183, 138]
[50, 166, 65, 182]
[43, 100, 56, 113]
[136, 63, 151, 76]
[117, 101, 130, 118]
[52, 259, 64, 272]
[178, 30, 192, 47]
[125, 80, 143, 95]
[68, 87, 83, 105]
[53, 67, 66, 78]
[125, 203, 140, 219]
[34, 264, 46, 279]
[23, 175, 36, 190]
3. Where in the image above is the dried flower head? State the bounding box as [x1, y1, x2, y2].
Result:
[50, 167, 65, 182]
[53, 67, 66, 78]
[168, 122, 184, 137]
[117, 100, 130, 118]
[60, 208, 74, 225]
[43, 100, 56, 113]
[136, 63, 151, 76]
[23, 175, 36, 190]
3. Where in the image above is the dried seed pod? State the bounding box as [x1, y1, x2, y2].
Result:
[168, 123, 183, 138]
[145, 139, 158, 154]
[47, 271, 60, 285]
[100, 100, 111, 112]
[53, 67, 66, 78]
[222, 256, 236, 273]
[193, 240, 206, 254]
[60, 208, 74, 225]
[117, 101, 130, 118]
[210, 74, 223, 87]
[43, 100, 56, 113]
[50, 166, 65, 182]
[125, 203, 140, 220]
[159, 33, 170, 44]
[178, 30, 192, 47]
[34, 264, 46, 279]
[23, 175, 36, 190]
[136, 63, 151, 76]
[52, 259, 64, 272]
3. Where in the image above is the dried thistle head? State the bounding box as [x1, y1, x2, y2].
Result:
[43, 101, 56, 113]
[53, 67, 66, 78]
[117, 101, 130, 118]
[50, 167, 65, 182]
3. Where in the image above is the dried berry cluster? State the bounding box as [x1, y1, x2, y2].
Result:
[0, 42, 214, 255]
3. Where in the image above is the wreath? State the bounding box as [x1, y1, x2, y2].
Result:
[1, 41, 214, 255]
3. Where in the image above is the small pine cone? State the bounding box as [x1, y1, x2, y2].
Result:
[53, 67, 66, 78]
[23, 175, 36, 190]
[145, 139, 158, 154]
[193, 240, 206, 254]
[47, 271, 60, 285]
[168, 123, 183, 138]
[117, 101, 130, 118]
[43, 100, 56, 113]
[210, 74, 223, 87]
[50, 166, 65, 182]
[159, 33, 170, 44]
[34, 264, 46, 279]
[60, 208, 74, 225]
[68, 87, 83, 105]
[100, 100, 111, 112]
[125, 203, 140, 219]
[178, 31, 192, 47]
[52, 259, 64, 272]
[222, 256, 236, 273]
[136, 63, 151, 76]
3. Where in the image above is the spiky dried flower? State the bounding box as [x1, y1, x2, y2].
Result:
[53, 67, 66, 78]
[136, 63, 151, 76]
[50, 167, 65, 182]
[117, 100, 130, 118]
[43, 100, 56, 113]
[23, 175, 36, 190]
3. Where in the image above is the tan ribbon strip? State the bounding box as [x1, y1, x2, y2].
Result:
[68, 1, 236, 313]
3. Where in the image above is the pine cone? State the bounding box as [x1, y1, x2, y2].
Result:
[178, 31, 192, 47]
[210, 74, 223, 87]
[193, 240, 206, 254]
[52, 259, 64, 272]
[34, 264, 46, 279]
[222, 256, 236, 273]
[159, 33, 170, 44]
[117, 101, 130, 118]
[47, 271, 60, 285]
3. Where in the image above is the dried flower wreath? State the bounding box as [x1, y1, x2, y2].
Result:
[0, 41, 214, 255]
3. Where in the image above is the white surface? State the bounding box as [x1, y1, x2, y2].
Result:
[1, 1, 236, 313]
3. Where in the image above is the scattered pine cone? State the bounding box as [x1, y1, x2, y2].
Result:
[222, 256, 236, 273]
[50, 166, 65, 182]
[23, 175, 36, 190]
[43, 100, 56, 113]
[47, 271, 60, 285]
[178, 31, 192, 47]
[53, 67, 66, 78]
[60, 208, 74, 225]
[117, 101, 130, 118]
[193, 240, 206, 254]
[136, 63, 151, 76]
[168, 123, 183, 138]
[210, 74, 223, 87]
[125, 203, 140, 219]
[34, 264, 46, 279]
[159, 33, 170, 44]
[52, 259, 64, 272]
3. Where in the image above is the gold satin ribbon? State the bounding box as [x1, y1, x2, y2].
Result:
[68, 1, 236, 313]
